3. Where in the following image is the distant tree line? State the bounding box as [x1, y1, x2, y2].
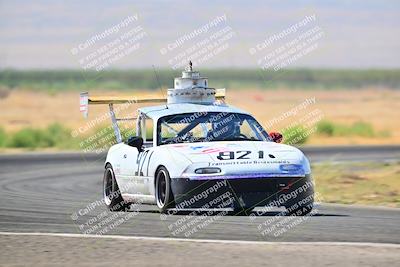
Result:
[0, 69, 399, 91]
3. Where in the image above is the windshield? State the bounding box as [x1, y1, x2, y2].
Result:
[158, 112, 269, 145]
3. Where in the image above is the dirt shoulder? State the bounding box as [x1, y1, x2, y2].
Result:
[1, 89, 400, 145]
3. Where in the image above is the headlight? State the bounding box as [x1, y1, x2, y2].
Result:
[301, 156, 311, 174]
[194, 167, 221, 174]
[279, 164, 303, 172]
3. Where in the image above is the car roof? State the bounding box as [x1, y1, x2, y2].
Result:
[138, 103, 251, 121]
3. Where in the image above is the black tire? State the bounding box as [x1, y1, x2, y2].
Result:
[155, 166, 175, 213]
[232, 208, 248, 216]
[232, 200, 249, 216]
[103, 164, 129, 212]
[284, 176, 314, 216]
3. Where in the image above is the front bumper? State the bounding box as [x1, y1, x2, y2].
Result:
[170, 175, 314, 209]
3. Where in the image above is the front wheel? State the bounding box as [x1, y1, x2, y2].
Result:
[155, 167, 175, 213]
[284, 177, 314, 216]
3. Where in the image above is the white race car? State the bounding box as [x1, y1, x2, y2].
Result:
[81, 64, 314, 215]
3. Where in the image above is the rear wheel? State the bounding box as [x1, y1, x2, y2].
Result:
[103, 164, 128, 211]
[155, 167, 175, 213]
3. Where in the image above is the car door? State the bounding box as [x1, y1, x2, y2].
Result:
[131, 113, 154, 195]
[118, 143, 141, 195]
[133, 148, 153, 195]
[119, 114, 154, 196]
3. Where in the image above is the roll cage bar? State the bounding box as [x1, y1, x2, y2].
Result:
[79, 91, 226, 145]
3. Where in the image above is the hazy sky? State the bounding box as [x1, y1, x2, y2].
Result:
[0, 0, 399, 69]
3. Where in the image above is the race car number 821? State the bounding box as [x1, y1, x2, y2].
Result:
[217, 150, 265, 160]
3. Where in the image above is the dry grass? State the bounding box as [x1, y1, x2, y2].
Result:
[313, 161, 400, 207]
[1, 89, 399, 145]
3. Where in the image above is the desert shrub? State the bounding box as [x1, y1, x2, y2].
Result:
[316, 120, 377, 137]
[8, 128, 42, 148]
[7, 124, 77, 149]
[45, 123, 78, 148]
[79, 125, 118, 153]
[120, 127, 137, 141]
[282, 126, 309, 145]
[316, 120, 335, 136]
[349, 121, 375, 137]
[0, 127, 7, 147]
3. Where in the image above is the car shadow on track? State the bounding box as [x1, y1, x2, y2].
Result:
[227, 212, 349, 217]
[131, 208, 349, 217]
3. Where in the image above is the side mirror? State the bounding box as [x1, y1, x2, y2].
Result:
[127, 136, 144, 152]
[269, 132, 283, 143]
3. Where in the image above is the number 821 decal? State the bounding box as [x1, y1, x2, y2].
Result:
[217, 150, 266, 160]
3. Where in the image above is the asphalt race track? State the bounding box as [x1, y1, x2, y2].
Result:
[0, 145, 399, 244]
[0, 145, 399, 266]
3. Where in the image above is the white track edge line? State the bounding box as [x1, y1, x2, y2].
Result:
[0, 232, 399, 248]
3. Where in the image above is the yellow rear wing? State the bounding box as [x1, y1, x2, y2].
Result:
[80, 89, 225, 115]
[81, 89, 225, 106]
[87, 95, 167, 105]
[80, 93, 165, 118]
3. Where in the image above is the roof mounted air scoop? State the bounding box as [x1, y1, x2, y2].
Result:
[167, 61, 216, 104]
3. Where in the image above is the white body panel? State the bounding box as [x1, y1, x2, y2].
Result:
[105, 139, 311, 204]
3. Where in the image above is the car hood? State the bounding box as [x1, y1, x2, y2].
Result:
[164, 141, 309, 179]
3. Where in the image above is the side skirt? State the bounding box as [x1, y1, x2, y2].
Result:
[121, 193, 156, 205]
